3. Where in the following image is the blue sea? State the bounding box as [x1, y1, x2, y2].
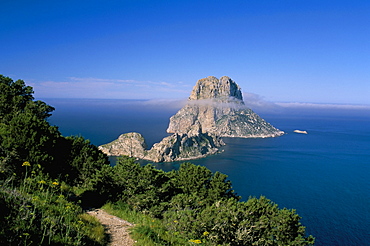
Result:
[45, 98, 370, 246]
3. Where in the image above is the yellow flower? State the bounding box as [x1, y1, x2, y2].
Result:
[38, 180, 46, 184]
[52, 181, 59, 186]
[22, 161, 31, 167]
[173, 220, 178, 223]
[203, 231, 209, 236]
[189, 239, 202, 244]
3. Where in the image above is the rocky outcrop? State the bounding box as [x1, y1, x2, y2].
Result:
[99, 132, 147, 158]
[99, 125, 224, 162]
[167, 76, 284, 138]
[145, 124, 224, 162]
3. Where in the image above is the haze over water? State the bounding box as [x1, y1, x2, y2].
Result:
[47, 98, 370, 246]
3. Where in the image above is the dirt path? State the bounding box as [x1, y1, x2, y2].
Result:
[87, 209, 135, 246]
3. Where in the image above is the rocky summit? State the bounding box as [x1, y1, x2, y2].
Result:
[189, 76, 243, 102]
[167, 76, 284, 138]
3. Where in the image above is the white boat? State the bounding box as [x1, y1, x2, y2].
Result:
[294, 130, 308, 134]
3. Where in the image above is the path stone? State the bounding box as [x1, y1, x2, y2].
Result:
[87, 209, 135, 246]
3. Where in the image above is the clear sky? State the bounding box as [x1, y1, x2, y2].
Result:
[1, 0, 369, 105]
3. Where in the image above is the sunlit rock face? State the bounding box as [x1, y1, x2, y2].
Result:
[167, 76, 284, 138]
[98, 132, 147, 158]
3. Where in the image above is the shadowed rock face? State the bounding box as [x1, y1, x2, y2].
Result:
[167, 76, 284, 138]
[145, 123, 224, 162]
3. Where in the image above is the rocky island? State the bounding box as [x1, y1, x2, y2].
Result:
[99, 124, 224, 162]
[168, 76, 284, 138]
[99, 76, 284, 162]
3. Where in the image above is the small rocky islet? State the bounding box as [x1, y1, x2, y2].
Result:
[99, 76, 284, 162]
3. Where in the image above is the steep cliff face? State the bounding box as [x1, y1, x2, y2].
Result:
[167, 76, 284, 138]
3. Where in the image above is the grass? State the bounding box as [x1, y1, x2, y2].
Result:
[0, 164, 107, 246]
[78, 213, 107, 244]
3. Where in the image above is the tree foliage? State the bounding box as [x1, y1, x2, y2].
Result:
[0, 75, 109, 186]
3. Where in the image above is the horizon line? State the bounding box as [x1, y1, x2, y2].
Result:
[37, 97, 370, 109]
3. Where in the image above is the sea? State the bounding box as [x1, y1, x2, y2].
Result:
[44, 98, 370, 246]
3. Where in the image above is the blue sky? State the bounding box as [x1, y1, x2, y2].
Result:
[1, 0, 369, 105]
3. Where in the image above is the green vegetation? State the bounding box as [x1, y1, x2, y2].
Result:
[99, 158, 314, 245]
[0, 75, 314, 245]
[0, 75, 110, 245]
[0, 163, 107, 245]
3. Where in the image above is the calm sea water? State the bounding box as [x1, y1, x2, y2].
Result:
[46, 98, 370, 246]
